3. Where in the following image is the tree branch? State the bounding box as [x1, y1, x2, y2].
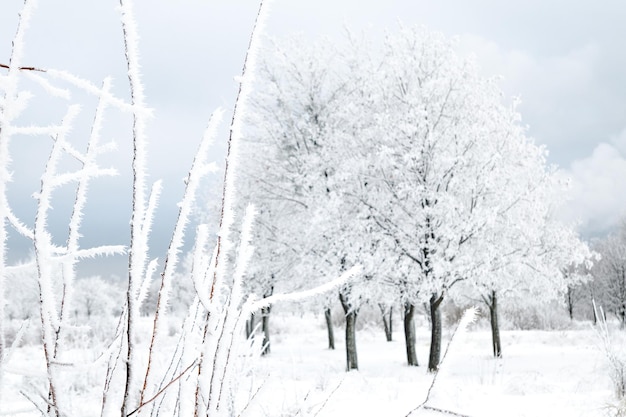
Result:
[0, 63, 46, 72]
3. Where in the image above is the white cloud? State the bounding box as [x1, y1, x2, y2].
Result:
[561, 141, 626, 236]
[457, 34, 598, 92]
[455, 34, 611, 166]
[610, 127, 626, 155]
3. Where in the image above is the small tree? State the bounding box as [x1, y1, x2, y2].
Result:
[465, 161, 595, 357]
[73, 276, 122, 320]
[592, 223, 626, 328]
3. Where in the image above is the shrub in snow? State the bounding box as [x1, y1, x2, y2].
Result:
[501, 301, 573, 331]
[596, 304, 626, 412]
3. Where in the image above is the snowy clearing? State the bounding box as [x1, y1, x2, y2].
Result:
[0, 312, 618, 416]
[244, 314, 613, 417]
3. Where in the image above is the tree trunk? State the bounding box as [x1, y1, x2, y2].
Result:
[403, 302, 418, 366]
[324, 307, 335, 350]
[344, 310, 358, 370]
[245, 312, 256, 339]
[566, 286, 574, 320]
[428, 293, 443, 372]
[379, 303, 393, 342]
[592, 296, 598, 325]
[261, 305, 271, 355]
[339, 292, 358, 371]
[489, 290, 502, 358]
[261, 286, 273, 355]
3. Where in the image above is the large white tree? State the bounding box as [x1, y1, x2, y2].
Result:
[351, 26, 593, 370]
[242, 35, 387, 370]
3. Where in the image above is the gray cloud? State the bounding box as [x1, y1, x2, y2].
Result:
[1, 0, 624, 277]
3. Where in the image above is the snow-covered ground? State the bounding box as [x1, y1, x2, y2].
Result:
[0, 312, 619, 416]
[245, 313, 614, 417]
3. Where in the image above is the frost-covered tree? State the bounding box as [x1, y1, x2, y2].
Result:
[240, 204, 297, 355]
[73, 276, 122, 320]
[243, 36, 376, 370]
[3, 259, 39, 321]
[354, 27, 511, 371]
[592, 223, 626, 328]
[563, 264, 592, 321]
[451, 136, 594, 357]
[353, 26, 593, 370]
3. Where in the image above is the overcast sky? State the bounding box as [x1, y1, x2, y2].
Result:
[1, 0, 624, 276]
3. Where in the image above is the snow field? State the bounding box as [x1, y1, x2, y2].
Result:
[0, 313, 619, 416]
[246, 313, 615, 417]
